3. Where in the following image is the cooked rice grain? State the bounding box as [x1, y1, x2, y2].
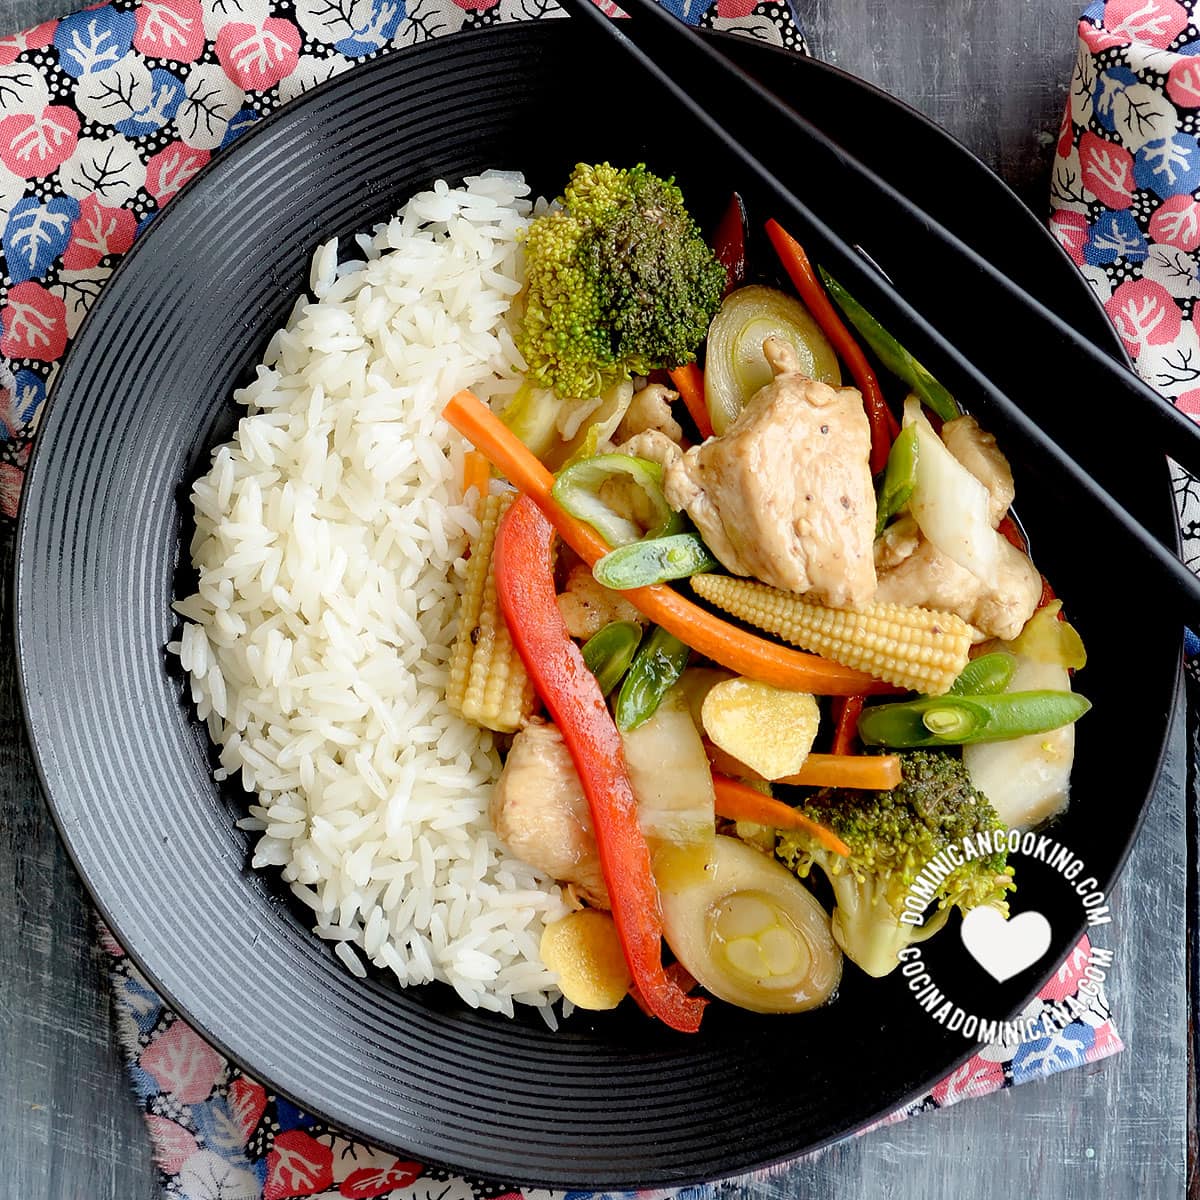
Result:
[173, 174, 568, 1011]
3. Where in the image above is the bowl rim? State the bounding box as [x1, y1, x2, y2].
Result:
[12, 20, 1183, 1188]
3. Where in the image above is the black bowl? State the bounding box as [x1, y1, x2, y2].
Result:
[13, 22, 1180, 1189]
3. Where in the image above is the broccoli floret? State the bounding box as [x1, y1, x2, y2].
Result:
[776, 750, 1014, 978]
[517, 163, 724, 401]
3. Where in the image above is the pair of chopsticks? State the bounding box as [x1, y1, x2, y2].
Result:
[554, 0, 1200, 625]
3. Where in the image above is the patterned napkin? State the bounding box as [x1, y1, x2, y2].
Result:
[3, 0, 1185, 1196]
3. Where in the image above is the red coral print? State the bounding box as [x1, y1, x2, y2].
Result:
[0, 106, 79, 179]
[1039, 936, 1091, 1002]
[1167, 55, 1200, 109]
[264, 1130, 334, 1200]
[1049, 210, 1088, 265]
[1148, 194, 1200, 250]
[134, 0, 205, 62]
[216, 19, 301, 90]
[139, 1020, 224, 1103]
[144, 140, 209, 204]
[145, 1115, 200, 1173]
[1079, 131, 1135, 209]
[1079, 17, 1131, 51]
[1103, 0, 1187, 49]
[716, 0, 757, 15]
[1087, 1020, 1125, 1060]
[228, 1076, 268, 1143]
[1056, 99, 1074, 159]
[340, 1160, 424, 1198]
[1176, 388, 1200, 418]
[1, 281, 67, 361]
[61, 193, 138, 269]
[1105, 278, 1181, 355]
[0, 19, 56, 64]
[931, 1054, 1005, 1107]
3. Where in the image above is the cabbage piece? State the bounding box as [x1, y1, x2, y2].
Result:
[904, 396, 998, 587]
[621, 685, 715, 847]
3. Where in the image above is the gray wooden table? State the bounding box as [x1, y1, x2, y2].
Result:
[0, 2, 1194, 1197]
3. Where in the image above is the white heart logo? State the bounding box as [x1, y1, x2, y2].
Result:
[960, 906, 1052, 983]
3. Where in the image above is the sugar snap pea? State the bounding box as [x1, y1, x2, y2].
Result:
[857, 690, 1091, 748]
[615, 625, 691, 733]
[593, 532, 719, 590]
[580, 621, 643, 697]
[947, 652, 1017, 697]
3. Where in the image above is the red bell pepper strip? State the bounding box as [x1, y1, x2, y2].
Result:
[831, 694, 865, 756]
[713, 192, 748, 296]
[764, 219, 899, 474]
[493, 494, 707, 1034]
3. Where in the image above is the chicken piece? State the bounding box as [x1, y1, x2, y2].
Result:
[615, 383, 684, 445]
[942, 415, 1015, 526]
[613, 429, 684, 470]
[490, 722, 609, 908]
[556, 562, 645, 640]
[874, 534, 1041, 640]
[663, 337, 877, 608]
[874, 513, 921, 572]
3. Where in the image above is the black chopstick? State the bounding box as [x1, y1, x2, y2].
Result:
[579, 0, 1200, 497]
[554, 0, 1200, 624]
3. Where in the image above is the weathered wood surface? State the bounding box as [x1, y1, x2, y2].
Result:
[0, 0, 1191, 1196]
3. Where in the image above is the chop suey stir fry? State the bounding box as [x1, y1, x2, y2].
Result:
[442, 163, 1091, 1032]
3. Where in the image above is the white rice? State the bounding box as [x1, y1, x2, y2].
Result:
[170, 173, 571, 1015]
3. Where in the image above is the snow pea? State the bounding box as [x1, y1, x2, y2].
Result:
[819, 270, 959, 422]
[615, 625, 691, 733]
[592, 532, 719, 590]
[875, 424, 919, 535]
[581, 621, 643, 697]
[947, 652, 1017, 697]
[857, 690, 1091, 748]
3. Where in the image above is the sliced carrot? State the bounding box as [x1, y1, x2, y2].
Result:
[441, 391, 890, 696]
[668, 362, 714, 440]
[705, 739, 900, 792]
[711, 773, 849, 857]
[764, 220, 898, 474]
[779, 753, 902, 791]
[462, 450, 490, 513]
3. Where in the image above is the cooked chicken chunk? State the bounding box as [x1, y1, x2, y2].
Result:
[613, 428, 684, 470]
[942, 415, 1015, 527]
[874, 534, 1041, 640]
[490, 722, 608, 908]
[663, 337, 877, 608]
[556, 562, 644, 640]
[615, 383, 683, 445]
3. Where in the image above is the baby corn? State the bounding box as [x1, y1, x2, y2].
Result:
[691, 574, 974, 696]
[447, 491, 536, 732]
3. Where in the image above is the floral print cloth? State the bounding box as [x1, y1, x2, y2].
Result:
[1, 0, 1185, 1195]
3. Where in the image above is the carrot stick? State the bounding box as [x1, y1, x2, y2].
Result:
[765, 220, 898, 474]
[668, 363, 714, 440]
[779, 752, 902, 791]
[442, 391, 890, 695]
[705, 739, 901, 792]
[831, 694, 865, 756]
[462, 450, 490, 513]
[711, 773, 849, 856]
